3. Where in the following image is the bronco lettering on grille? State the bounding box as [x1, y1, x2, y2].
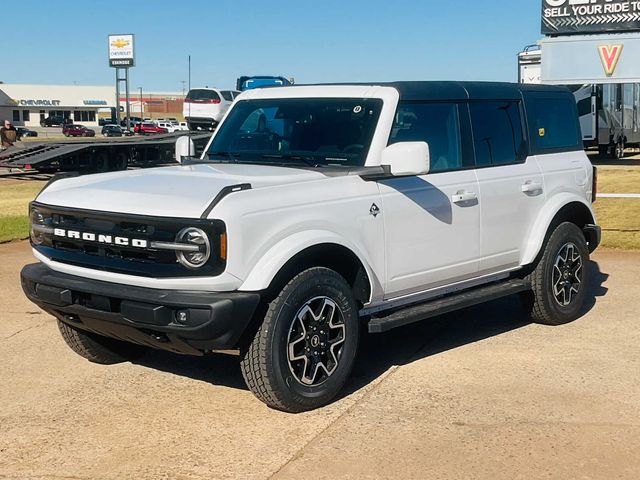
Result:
[53, 228, 148, 248]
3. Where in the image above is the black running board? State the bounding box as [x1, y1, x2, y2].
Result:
[368, 279, 530, 334]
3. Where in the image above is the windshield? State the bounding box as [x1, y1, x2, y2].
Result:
[206, 98, 383, 167]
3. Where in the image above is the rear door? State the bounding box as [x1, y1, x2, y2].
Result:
[470, 99, 545, 273]
[378, 101, 481, 298]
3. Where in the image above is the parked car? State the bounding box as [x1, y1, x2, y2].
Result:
[16, 127, 38, 140]
[134, 122, 168, 135]
[98, 117, 118, 127]
[120, 117, 143, 128]
[41, 116, 70, 127]
[157, 122, 179, 133]
[22, 81, 600, 412]
[62, 124, 95, 137]
[183, 88, 235, 131]
[176, 122, 189, 131]
[101, 125, 124, 137]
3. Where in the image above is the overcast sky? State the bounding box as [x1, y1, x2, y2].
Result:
[3, 0, 542, 92]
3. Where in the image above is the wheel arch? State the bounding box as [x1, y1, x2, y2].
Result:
[521, 195, 596, 267]
[239, 232, 378, 307]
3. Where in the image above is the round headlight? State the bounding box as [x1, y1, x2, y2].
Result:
[175, 227, 210, 269]
[30, 208, 45, 245]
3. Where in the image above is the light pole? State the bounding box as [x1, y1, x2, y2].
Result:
[138, 87, 143, 121]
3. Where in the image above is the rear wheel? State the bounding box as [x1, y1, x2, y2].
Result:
[615, 138, 625, 159]
[598, 144, 609, 157]
[58, 320, 145, 364]
[111, 151, 128, 171]
[240, 267, 359, 412]
[94, 152, 109, 173]
[524, 222, 590, 325]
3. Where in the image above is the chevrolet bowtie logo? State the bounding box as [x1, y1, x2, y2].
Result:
[111, 39, 130, 49]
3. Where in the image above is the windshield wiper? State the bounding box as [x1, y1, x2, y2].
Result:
[261, 154, 321, 168]
[208, 151, 239, 162]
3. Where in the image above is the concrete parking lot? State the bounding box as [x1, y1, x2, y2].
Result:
[1, 241, 639, 479]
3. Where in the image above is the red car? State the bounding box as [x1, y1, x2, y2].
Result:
[62, 124, 95, 137]
[134, 123, 169, 135]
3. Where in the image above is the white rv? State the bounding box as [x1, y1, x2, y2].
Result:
[518, 45, 640, 159]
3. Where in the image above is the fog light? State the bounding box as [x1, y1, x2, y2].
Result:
[176, 310, 189, 324]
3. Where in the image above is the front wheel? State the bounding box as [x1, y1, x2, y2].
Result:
[58, 320, 145, 364]
[524, 222, 590, 325]
[240, 267, 359, 412]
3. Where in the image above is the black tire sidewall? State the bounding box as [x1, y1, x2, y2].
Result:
[538, 223, 590, 322]
[268, 269, 359, 409]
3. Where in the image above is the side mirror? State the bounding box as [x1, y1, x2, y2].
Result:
[175, 136, 196, 163]
[380, 142, 430, 176]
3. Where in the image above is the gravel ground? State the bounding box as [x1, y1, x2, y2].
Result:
[0, 241, 639, 480]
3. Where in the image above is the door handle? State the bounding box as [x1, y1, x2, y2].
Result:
[452, 191, 477, 204]
[521, 181, 543, 194]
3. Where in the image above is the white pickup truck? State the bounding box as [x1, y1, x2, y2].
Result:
[22, 82, 600, 412]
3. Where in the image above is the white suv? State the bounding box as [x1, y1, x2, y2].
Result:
[22, 82, 600, 412]
[183, 88, 238, 131]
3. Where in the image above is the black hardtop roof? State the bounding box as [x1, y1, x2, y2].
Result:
[388, 81, 568, 101]
[294, 81, 569, 101]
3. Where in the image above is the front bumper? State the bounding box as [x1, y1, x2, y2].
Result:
[21, 263, 261, 356]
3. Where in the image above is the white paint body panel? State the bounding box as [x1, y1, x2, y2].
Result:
[378, 170, 480, 298]
[36, 164, 328, 218]
[475, 157, 545, 273]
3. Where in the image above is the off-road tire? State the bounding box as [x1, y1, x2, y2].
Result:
[240, 267, 359, 413]
[615, 139, 626, 160]
[57, 320, 145, 364]
[525, 222, 590, 325]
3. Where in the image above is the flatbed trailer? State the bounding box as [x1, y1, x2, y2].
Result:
[0, 133, 211, 173]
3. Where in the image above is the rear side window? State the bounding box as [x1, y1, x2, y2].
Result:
[389, 102, 468, 173]
[186, 89, 221, 102]
[220, 91, 234, 101]
[526, 94, 581, 152]
[470, 101, 526, 166]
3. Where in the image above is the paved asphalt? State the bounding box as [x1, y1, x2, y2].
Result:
[0, 241, 639, 479]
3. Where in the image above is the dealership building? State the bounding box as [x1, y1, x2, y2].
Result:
[0, 84, 116, 127]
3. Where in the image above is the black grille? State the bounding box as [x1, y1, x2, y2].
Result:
[31, 202, 226, 277]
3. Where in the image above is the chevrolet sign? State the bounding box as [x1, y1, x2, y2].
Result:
[108, 34, 135, 68]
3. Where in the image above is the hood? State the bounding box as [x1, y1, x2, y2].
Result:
[36, 163, 328, 218]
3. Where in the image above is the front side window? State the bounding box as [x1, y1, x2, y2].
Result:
[220, 91, 234, 102]
[389, 102, 464, 173]
[470, 101, 526, 166]
[206, 98, 383, 167]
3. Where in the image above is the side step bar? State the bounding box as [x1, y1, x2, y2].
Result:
[368, 279, 530, 334]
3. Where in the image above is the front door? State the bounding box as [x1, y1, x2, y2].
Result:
[379, 101, 480, 299]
